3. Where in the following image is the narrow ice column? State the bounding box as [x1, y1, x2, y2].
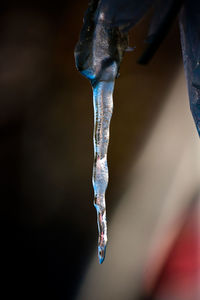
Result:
[92, 78, 115, 263]
[74, 0, 128, 263]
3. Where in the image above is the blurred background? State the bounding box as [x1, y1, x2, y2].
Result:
[0, 1, 200, 300]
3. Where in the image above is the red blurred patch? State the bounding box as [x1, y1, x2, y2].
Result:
[153, 203, 200, 298]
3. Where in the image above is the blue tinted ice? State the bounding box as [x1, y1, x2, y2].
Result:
[74, 0, 127, 263]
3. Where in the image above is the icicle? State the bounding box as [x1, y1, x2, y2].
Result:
[74, 0, 128, 263]
[92, 63, 117, 263]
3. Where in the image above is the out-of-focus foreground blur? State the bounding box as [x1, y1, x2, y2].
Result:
[0, 2, 200, 300]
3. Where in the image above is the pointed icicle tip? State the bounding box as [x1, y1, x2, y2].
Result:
[98, 245, 106, 264]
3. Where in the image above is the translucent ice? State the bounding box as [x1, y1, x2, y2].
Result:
[74, 0, 128, 263]
[92, 68, 116, 263]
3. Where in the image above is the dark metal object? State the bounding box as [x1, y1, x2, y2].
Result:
[138, 0, 184, 64]
[179, 0, 200, 136]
